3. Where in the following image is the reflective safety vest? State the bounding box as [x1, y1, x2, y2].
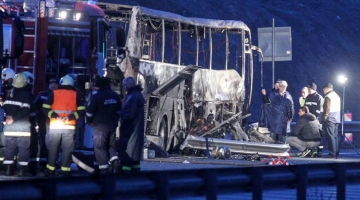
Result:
[299, 97, 305, 107]
[324, 91, 341, 123]
[49, 89, 78, 129]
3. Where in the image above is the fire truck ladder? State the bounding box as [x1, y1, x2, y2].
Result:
[14, 18, 37, 78]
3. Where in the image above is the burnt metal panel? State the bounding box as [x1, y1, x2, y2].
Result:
[180, 135, 290, 157]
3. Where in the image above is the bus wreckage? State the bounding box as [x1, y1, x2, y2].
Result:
[99, 3, 290, 158]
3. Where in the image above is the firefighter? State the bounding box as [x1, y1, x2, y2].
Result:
[1, 68, 15, 104]
[42, 75, 85, 177]
[33, 78, 58, 174]
[0, 68, 15, 171]
[21, 71, 41, 175]
[118, 77, 145, 173]
[86, 77, 121, 175]
[3, 72, 33, 176]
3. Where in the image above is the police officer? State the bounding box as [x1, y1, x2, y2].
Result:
[42, 75, 85, 177]
[3, 72, 33, 176]
[33, 78, 58, 174]
[305, 83, 324, 119]
[86, 77, 121, 175]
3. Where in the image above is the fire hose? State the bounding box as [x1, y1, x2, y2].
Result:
[72, 154, 95, 173]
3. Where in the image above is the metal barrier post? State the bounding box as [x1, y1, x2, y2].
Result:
[336, 163, 346, 200]
[296, 165, 307, 200]
[251, 167, 263, 199]
[204, 170, 217, 200]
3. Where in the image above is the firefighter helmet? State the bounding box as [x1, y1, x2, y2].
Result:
[1, 68, 15, 81]
[12, 72, 28, 88]
[22, 71, 34, 85]
[59, 75, 74, 86]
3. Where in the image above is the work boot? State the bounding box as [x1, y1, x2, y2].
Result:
[99, 168, 109, 175]
[108, 159, 120, 174]
[5, 164, 14, 176]
[88, 168, 100, 177]
[131, 164, 141, 173]
[59, 171, 71, 178]
[18, 165, 33, 177]
[44, 169, 55, 177]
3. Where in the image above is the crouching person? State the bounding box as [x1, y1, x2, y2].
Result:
[286, 106, 321, 157]
[3, 73, 33, 176]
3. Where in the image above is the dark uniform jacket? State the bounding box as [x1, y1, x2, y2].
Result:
[34, 89, 52, 124]
[3, 87, 32, 136]
[293, 113, 321, 141]
[304, 92, 323, 118]
[119, 85, 145, 161]
[86, 86, 121, 132]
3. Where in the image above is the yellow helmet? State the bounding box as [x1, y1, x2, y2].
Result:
[12, 73, 28, 88]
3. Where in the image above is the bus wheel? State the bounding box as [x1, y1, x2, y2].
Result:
[158, 118, 168, 150]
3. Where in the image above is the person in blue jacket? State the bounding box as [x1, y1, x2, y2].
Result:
[118, 77, 145, 173]
[260, 80, 294, 143]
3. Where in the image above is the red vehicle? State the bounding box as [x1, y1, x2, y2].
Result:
[1, 1, 105, 95]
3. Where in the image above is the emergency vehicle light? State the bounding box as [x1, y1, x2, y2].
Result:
[59, 10, 67, 19]
[74, 12, 82, 21]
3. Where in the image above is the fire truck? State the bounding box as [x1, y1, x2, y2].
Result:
[0, 0, 106, 95]
[1, 1, 290, 157]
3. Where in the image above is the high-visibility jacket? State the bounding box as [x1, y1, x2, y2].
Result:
[299, 96, 306, 107]
[42, 86, 85, 130]
[322, 90, 341, 123]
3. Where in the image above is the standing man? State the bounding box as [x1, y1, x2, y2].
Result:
[286, 106, 321, 157]
[33, 78, 58, 174]
[3, 72, 33, 176]
[42, 75, 85, 177]
[261, 80, 294, 143]
[0, 68, 16, 171]
[321, 83, 341, 158]
[86, 77, 121, 175]
[119, 77, 145, 173]
[299, 87, 308, 107]
[305, 83, 324, 118]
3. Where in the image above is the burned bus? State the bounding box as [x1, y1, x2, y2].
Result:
[97, 3, 290, 156]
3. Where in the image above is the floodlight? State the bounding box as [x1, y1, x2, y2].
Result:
[338, 75, 348, 84]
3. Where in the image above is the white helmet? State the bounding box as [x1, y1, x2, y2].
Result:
[22, 71, 34, 85]
[1, 68, 15, 81]
[59, 75, 74, 86]
[12, 72, 28, 88]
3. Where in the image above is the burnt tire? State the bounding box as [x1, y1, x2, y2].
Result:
[158, 118, 168, 150]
